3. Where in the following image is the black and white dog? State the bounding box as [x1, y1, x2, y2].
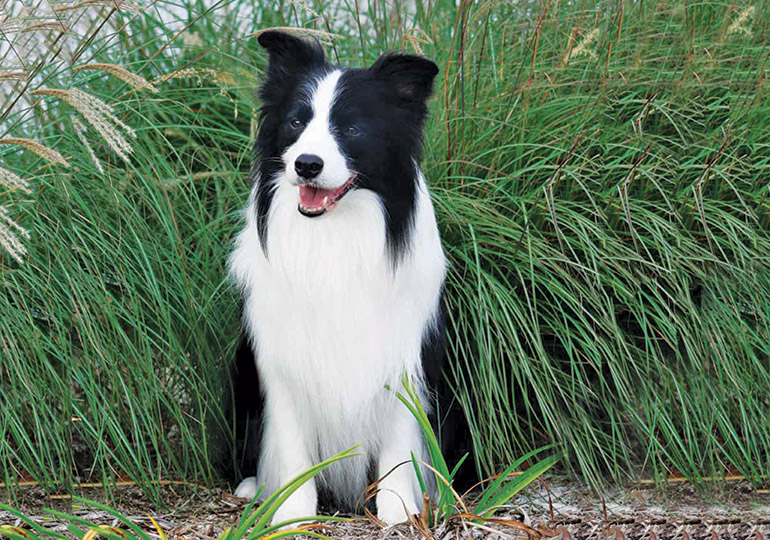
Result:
[229, 31, 460, 526]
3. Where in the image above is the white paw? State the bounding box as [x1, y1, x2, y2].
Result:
[376, 490, 419, 526]
[270, 488, 317, 528]
[233, 477, 260, 500]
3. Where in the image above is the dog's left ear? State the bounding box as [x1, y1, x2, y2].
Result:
[370, 53, 439, 103]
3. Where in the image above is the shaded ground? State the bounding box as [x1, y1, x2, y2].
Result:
[2, 478, 769, 539]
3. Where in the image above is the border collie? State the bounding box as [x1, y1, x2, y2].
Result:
[228, 30, 452, 526]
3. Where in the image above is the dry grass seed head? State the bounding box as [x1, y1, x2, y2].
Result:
[0, 71, 28, 81]
[244, 26, 341, 45]
[404, 29, 433, 56]
[726, 6, 755, 37]
[21, 21, 67, 33]
[0, 167, 32, 194]
[155, 67, 217, 85]
[155, 67, 235, 86]
[72, 117, 104, 174]
[155, 67, 237, 98]
[0, 17, 22, 33]
[565, 28, 600, 63]
[0, 205, 30, 264]
[52, 0, 142, 14]
[74, 63, 158, 93]
[0, 138, 70, 167]
[32, 88, 136, 163]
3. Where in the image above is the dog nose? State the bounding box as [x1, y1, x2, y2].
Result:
[295, 154, 324, 180]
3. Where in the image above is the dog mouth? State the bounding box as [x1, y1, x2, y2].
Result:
[297, 174, 357, 217]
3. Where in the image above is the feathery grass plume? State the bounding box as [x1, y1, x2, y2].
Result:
[0, 71, 27, 82]
[0, 17, 22, 33]
[31, 88, 136, 163]
[564, 28, 600, 63]
[183, 30, 203, 47]
[726, 6, 755, 37]
[52, 0, 142, 14]
[247, 26, 335, 38]
[156, 66, 219, 85]
[0, 206, 29, 264]
[21, 21, 66, 33]
[244, 26, 341, 44]
[157, 67, 237, 86]
[74, 63, 158, 93]
[155, 67, 236, 96]
[0, 138, 70, 167]
[0, 167, 31, 194]
[72, 118, 104, 174]
[274, 0, 321, 19]
[404, 29, 433, 56]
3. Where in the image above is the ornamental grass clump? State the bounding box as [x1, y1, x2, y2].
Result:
[0, 0, 768, 500]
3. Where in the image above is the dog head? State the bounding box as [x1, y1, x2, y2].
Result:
[255, 30, 438, 222]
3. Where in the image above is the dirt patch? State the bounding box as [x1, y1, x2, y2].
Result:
[514, 478, 770, 539]
[2, 478, 768, 539]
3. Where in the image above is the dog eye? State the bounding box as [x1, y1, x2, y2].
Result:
[345, 126, 361, 137]
[289, 118, 303, 129]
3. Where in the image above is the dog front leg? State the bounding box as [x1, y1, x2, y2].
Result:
[376, 396, 423, 526]
[261, 383, 318, 527]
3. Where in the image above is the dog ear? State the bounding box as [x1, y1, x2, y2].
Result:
[258, 30, 325, 79]
[370, 53, 439, 103]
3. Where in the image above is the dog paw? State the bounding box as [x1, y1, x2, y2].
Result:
[270, 489, 317, 528]
[233, 477, 259, 500]
[376, 491, 419, 526]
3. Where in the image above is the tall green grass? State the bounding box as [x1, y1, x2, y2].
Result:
[432, 1, 770, 489]
[1, 0, 768, 498]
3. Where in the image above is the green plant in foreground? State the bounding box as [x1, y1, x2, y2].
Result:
[396, 376, 561, 529]
[0, 447, 357, 540]
[219, 446, 358, 540]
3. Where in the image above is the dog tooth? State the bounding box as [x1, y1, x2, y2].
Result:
[323, 196, 328, 206]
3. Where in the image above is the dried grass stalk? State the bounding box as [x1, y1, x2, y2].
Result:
[74, 63, 158, 93]
[0, 205, 30, 264]
[0, 138, 70, 167]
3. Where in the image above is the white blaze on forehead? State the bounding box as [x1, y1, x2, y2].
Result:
[283, 70, 351, 190]
[309, 69, 342, 127]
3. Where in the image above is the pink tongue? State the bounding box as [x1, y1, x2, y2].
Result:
[299, 185, 333, 209]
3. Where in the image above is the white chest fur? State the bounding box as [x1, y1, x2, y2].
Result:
[229, 174, 446, 514]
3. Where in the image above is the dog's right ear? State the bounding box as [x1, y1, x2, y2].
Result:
[370, 53, 438, 104]
[258, 30, 325, 81]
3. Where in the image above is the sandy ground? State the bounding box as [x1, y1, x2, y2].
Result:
[2, 477, 769, 540]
